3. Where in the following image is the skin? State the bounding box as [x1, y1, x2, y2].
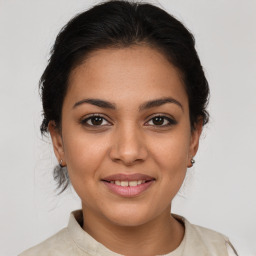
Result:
[49, 45, 202, 256]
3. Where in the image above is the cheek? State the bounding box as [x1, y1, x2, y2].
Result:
[148, 128, 191, 198]
[149, 131, 191, 171]
[62, 132, 110, 204]
[63, 130, 109, 180]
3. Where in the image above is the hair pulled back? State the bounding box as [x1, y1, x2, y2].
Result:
[40, 0, 209, 192]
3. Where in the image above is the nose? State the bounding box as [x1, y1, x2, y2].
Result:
[109, 123, 148, 166]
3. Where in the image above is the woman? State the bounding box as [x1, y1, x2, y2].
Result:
[20, 1, 238, 255]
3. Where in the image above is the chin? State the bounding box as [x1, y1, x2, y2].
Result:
[104, 204, 154, 227]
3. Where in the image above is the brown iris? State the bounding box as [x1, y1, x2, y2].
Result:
[91, 116, 104, 125]
[152, 116, 165, 125]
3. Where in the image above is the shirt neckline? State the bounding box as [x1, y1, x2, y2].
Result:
[67, 210, 187, 256]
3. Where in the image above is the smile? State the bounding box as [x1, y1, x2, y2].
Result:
[102, 173, 155, 197]
[107, 180, 147, 186]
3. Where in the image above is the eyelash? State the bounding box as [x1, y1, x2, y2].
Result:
[146, 115, 177, 127]
[80, 114, 177, 128]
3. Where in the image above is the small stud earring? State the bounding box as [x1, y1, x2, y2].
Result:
[59, 159, 64, 167]
[188, 158, 195, 168]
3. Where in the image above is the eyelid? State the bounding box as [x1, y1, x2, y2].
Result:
[145, 114, 177, 127]
[80, 113, 177, 127]
[80, 113, 112, 126]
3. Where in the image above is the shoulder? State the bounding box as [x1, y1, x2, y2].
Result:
[19, 228, 76, 256]
[189, 221, 229, 241]
[173, 214, 238, 256]
[19, 210, 97, 256]
[189, 224, 239, 256]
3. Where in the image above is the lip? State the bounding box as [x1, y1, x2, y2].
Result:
[102, 173, 155, 182]
[101, 173, 156, 197]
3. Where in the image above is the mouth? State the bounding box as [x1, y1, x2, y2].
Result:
[103, 180, 152, 187]
[101, 173, 156, 197]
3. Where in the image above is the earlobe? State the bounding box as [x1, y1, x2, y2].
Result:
[187, 119, 203, 167]
[187, 158, 195, 168]
[48, 121, 66, 165]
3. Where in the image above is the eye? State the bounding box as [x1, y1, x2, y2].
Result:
[80, 114, 111, 127]
[146, 115, 177, 127]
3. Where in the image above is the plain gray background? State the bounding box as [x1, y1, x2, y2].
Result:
[0, 0, 255, 255]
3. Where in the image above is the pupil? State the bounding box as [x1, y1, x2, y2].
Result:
[92, 117, 103, 125]
[153, 117, 164, 125]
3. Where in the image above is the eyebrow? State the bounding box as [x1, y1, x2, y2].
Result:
[73, 98, 116, 109]
[73, 97, 183, 111]
[139, 97, 183, 112]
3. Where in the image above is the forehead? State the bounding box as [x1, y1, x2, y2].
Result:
[66, 46, 188, 109]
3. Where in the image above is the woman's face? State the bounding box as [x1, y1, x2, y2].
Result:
[49, 45, 202, 227]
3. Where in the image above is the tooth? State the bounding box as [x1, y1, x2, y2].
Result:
[129, 181, 138, 186]
[121, 181, 129, 187]
[141, 180, 146, 184]
[115, 180, 121, 185]
[137, 180, 142, 185]
[110, 181, 114, 184]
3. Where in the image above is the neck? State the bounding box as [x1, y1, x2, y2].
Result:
[82, 205, 184, 256]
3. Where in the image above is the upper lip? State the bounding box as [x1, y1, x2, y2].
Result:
[102, 173, 155, 182]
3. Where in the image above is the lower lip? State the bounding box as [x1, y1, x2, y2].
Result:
[102, 180, 155, 197]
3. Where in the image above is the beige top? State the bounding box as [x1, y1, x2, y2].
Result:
[19, 210, 238, 256]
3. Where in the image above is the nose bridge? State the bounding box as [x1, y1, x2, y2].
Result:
[109, 121, 147, 165]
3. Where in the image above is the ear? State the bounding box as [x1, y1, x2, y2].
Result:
[187, 119, 203, 167]
[48, 121, 66, 166]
